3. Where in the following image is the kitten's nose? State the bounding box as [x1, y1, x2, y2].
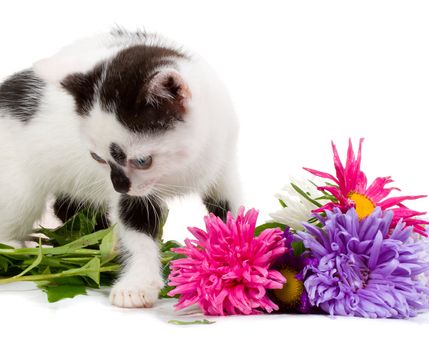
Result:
[109, 162, 131, 193]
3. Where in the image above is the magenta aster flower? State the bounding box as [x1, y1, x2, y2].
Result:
[297, 207, 429, 318]
[304, 138, 428, 236]
[167, 207, 287, 316]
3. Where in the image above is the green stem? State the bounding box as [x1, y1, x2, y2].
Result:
[99, 265, 121, 273]
[291, 183, 322, 208]
[0, 265, 120, 285]
[0, 248, 100, 256]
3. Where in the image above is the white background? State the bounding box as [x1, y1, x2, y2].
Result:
[1, 0, 429, 349]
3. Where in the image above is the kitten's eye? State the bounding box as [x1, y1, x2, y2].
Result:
[129, 156, 153, 170]
[90, 152, 107, 164]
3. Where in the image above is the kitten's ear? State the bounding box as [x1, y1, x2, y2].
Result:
[145, 69, 191, 112]
[61, 68, 102, 116]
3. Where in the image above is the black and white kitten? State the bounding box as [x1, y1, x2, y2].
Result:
[0, 29, 241, 308]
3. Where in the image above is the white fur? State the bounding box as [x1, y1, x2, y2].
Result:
[0, 31, 241, 308]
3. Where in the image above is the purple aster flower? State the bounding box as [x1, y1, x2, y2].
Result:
[296, 207, 429, 318]
[270, 228, 318, 313]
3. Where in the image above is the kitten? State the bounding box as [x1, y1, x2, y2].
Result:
[0, 29, 241, 308]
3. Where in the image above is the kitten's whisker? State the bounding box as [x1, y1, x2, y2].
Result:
[152, 187, 178, 197]
[155, 183, 195, 190]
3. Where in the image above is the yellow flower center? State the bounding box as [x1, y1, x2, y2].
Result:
[348, 192, 376, 219]
[273, 268, 304, 307]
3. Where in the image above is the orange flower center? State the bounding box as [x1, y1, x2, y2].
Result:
[273, 268, 303, 307]
[348, 192, 376, 219]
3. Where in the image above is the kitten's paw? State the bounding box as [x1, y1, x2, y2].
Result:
[109, 279, 163, 308]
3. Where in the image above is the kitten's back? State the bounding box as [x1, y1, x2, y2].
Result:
[0, 69, 45, 123]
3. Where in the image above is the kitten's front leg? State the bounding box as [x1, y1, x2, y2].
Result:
[109, 195, 165, 308]
[203, 159, 242, 221]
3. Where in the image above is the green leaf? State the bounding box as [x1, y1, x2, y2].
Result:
[44, 285, 87, 303]
[37, 210, 98, 246]
[161, 250, 182, 262]
[168, 319, 215, 325]
[278, 199, 287, 208]
[0, 227, 111, 257]
[67, 257, 101, 285]
[0, 246, 98, 258]
[60, 257, 93, 264]
[0, 243, 14, 249]
[61, 227, 113, 252]
[291, 182, 323, 208]
[308, 217, 319, 224]
[159, 285, 175, 298]
[161, 240, 181, 252]
[15, 239, 43, 278]
[308, 179, 321, 189]
[254, 222, 286, 236]
[0, 228, 110, 258]
[35, 267, 52, 288]
[100, 230, 118, 265]
[315, 195, 338, 202]
[0, 257, 102, 285]
[291, 241, 306, 256]
[0, 256, 11, 272]
[38, 256, 75, 268]
[0, 207, 171, 303]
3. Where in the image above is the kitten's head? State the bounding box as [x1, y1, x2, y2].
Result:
[61, 45, 195, 197]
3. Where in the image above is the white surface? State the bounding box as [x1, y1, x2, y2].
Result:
[1, 282, 428, 350]
[1, 0, 429, 348]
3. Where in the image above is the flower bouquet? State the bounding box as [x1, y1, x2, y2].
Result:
[168, 139, 429, 318]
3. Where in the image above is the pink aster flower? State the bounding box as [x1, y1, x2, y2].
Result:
[167, 207, 286, 316]
[304, 138, 428, 236]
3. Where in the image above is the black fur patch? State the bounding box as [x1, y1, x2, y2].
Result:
[203, 197, 230, 222]
[108, 161, 131, 193]
[53, 195, 110, 231]
[119, 195, 163, 238]
[110, 142, 127, 166]
[99, 45, 186, 132]
[0, 69, 45, 122]
[60, 41, 188, 132]
[61, 65, 103, 116]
